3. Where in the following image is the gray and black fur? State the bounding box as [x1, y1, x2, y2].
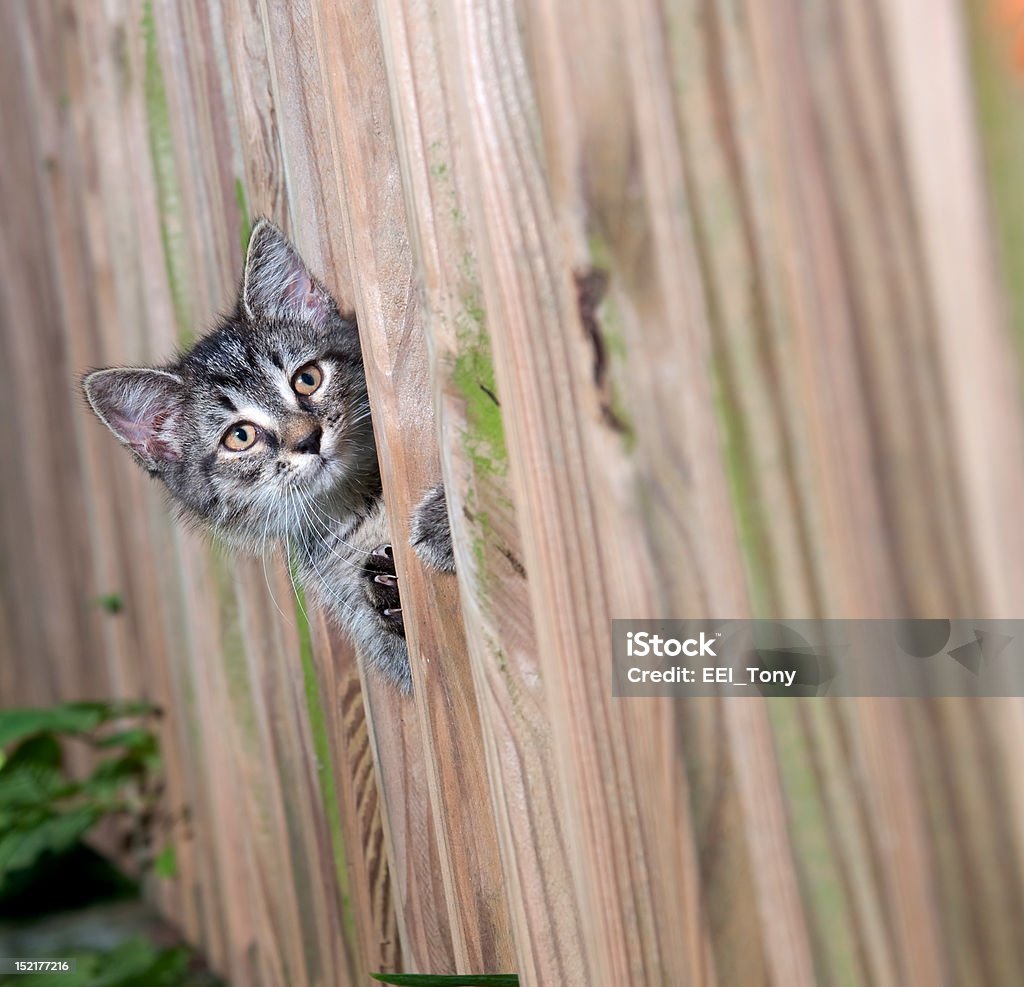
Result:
[82, 219, 453, 691]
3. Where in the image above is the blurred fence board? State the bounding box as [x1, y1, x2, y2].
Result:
[4, 1, 1024, 986]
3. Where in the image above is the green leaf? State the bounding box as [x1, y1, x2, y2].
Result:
[94, 592, 125, 614]
[3, 733, 63, 771]
[0, 736, 68, 811]
[370, 976, 519, 986]
[153, 844, 178, 878]
[0, 806, 100, 881]
[0, 701, 157, 751]
[0, 760, 67, 810]
[0, 941, 193, 987]
[94, 728, 158, 754]
[90, 939, 189, 987]
[85, 754, 146, 792]
[0, 708, 101, 750]
[93, 729, 161, 774]
[64, 699, 159, 721]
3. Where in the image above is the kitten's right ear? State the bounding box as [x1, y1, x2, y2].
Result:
[82, 368, 186, 470]
[242, 219, 336, 324]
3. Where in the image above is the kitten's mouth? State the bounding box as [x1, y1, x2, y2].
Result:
[288, 451, 342, 496]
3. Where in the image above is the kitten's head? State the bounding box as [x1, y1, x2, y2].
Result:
[83, 220, 378, 549]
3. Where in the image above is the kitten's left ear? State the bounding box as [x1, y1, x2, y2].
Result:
[242, 219, 336, 324]
[82, 367, 186, 470]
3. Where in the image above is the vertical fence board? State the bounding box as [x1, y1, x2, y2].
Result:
[373, 0, 591, 982]
[424, 0, 769, 982]
[309, 0, 516, 973]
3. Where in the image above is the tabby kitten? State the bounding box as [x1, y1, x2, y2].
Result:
[82, 220, 453, 691]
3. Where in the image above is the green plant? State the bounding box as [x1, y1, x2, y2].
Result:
[370, 975, 519, 986]
[0, 703, 222, 986]
[0, 938, 193, 987]
[93, 593, 125, 615]
[0, 700, 163, 900]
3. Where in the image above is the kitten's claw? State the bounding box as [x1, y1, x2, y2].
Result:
[364, 545, 403, 634]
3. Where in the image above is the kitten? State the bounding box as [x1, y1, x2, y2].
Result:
[82, 220, 454, 691]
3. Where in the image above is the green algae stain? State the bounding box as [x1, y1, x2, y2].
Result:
[466, 487, 494, 575]
[142, 0, 193, 347]
[767, 702, 865, 987]
[594, 289, 637, 452]
[585, 233, 638, 451]
[711, 359, 774, 617]
[448, 265, 521, 688]
[235, 177, 252, 256]
[608, 387, 636, 452]
[452, 296, 508, 480]
[209, 552, 260, 747]
[450, 289, 512, 596]
[288, 566, 357, 952]
[965, 1, 1024, 367]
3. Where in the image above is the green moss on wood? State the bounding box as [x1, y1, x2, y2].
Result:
[142, 0, 193, 347]
[94, 592, 124, 615]
[711, 360, 773, 616]
[595, 290, 637, 451]
[585, 233, 638, 451]
[452, 297, 508, 481]
[586, 231, 611, 272]
[208, 551, 259, 747]
[767, 702, 866, 987]
[448, 291, 513, 619]
[235, 177, 252, 256]
[289, 570, 357, 954]
[965, 1, 1024, 366]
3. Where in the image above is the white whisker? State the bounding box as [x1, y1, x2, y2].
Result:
[295, 489, 379, 574]
[283, 491, 310, 623]
[260, 499, 291, 624]
[289, 490, 363, 620]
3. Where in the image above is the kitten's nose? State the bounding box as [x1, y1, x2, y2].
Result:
[293, 425, 322, 455]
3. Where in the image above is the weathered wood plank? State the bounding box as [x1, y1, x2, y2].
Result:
[0, 2, 107, 709]
[664, 1, 945, 981]
[309, 0, 517, 974]
[374, 0, 591, 982]
[310, 617, 402, 978]
[143, 0, 375, 980]
[423, 0, 777, 983]
[0, 2, 386, 982]
[2, 0, 214, 955]
[228, 0, 451, 976]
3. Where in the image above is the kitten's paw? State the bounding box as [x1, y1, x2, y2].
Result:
[363, 545, 404, 635]
[411, 484, 455, 572]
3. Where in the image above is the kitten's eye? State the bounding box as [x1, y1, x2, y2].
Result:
[222, 422, 259, 451]
[291, 362, 323, 396]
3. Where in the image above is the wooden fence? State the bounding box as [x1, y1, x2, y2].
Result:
[3, 0, 1024, 984]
